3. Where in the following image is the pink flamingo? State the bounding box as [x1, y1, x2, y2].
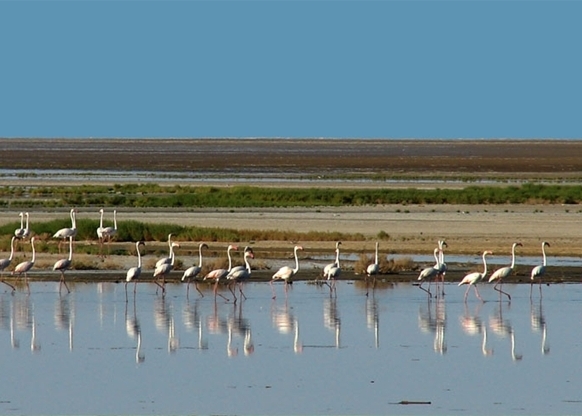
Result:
[182, 243, 209, 297]
[458, 250, 493, 302]
[489, 242, 522, 301]
[530, 241, 550, 298]
[53, 236, 74, 294]
[271, 245, 303, 299]
[203, 245, 238, 301]
[125, 241, 145, 297]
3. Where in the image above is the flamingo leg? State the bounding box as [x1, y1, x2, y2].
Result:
[238, 283, 247, 300]
[493, 281, 511, 301]
[125, 282, 129, 301]
[1, 280, 15, 292]
[212, 279, 229, 301]
[473, 285, 483, 302]
[134, 281, 138, 294]
[186, 280, 191, 297]
[270, 281, 277, 299]
[195, 281, 204, 298]
[419, 281, 432, 298]
[229, 283, 238, 304]
[59, 272, 71, 294]
[463, 285, 471, 302]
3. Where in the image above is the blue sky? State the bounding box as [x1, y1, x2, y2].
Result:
[1, 1, 581, 139]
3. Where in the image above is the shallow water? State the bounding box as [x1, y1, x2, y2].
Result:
[1, 281, 582, 415]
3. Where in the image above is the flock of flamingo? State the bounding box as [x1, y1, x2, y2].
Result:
[0, 209, 551, 302]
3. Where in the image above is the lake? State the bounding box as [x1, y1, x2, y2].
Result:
[1, 280, 581, 415]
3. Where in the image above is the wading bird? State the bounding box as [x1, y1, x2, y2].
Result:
[0, 236, 16, 291]
[125, 241, 145, 298]
[53, 236, 74, 294]
[417, 248, 441, 298]
[204, 245, 238, 301]
[226, 249, 254, 303]
[271, 245, 303, 299]
[13, 236, 37, 293]
[531, 241, 550, 298]
[364, 242, 380, 297]
[489, 242, 522, 301]
[182, 243, 209, 297]
[458, 250, 493, 302]
[53, 208, 77, 253]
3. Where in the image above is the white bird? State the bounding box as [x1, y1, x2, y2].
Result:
[100, 209, 118, 250]
[156, 234, 180, 268]
[53, 235, 74, 294]
[153, 243, 176, 295]
[0, 236, 16, 291]
[125, 241, 145, 297]
[324, 247, 342, 296]
[322, 241, 341, 278]
[13, 236, 37, 293]
[14, 212, 25, 238]
[489, 242, 522, 301]
[226, 249, 254, 303]
[417, 248, 441, 297]
[182, 242, 209, 297]
[271, 245, 303, 299]
[203, 244, 238, 301]
[530, 241, 550, 298]
[365, 242, 380, 297]
[53, 208, 77, 253]
[458, 250, 493, 302]
[437, 240, 448, 296]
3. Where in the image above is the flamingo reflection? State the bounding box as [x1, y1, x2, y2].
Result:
[366, 295, 380, 349]
[459, 303, 492, 356]
[418, 296, 447, 354]
[530, 297, 550, 355]
[182, 298, 208, 350]
[489, 303, 523, 361]
[54, 295, 74, 351]
[324, 297, 341, 348]
[125, 298, 145, 363]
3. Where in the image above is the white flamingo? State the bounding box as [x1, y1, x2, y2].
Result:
[53, 235, 74, 294]
[13, 236, 37, 293]
[324, 248, 341, 296]
[14, 212, 25, 238]
[182, 243, 209, 297]
[489, 242, 522, 301]
[203, 244, 238, 301]
[226, 249, 254, 303]
[437, 240, 448, 296]
[156, 234, 180, 268]
[322, 241, 341, 279]
[417, 248, 440, 297]
[531, 241, 550, 298]
[271, 245, 303, 299]
[458, 250, 493, 302]
[53, 208, 77, 253]
[125, 241, 145, 297]
[365, 242, 380, 297]
[0, 236, 16, 291]
[100, 209, 118, 250]
[153, 244, 176, 295]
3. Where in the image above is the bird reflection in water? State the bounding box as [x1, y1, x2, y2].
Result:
[324, 297, 341, 348]
[182, 298, 208, 350]
[530, 297, 550, 355]
[125, 298, 145, 363]
[227, 302, 254, 357]
[54, 294, 74, 351]
[365, 294, 380, 349]
[488, 302, 522, 361]
[418, 296, 447, 354]
[271, 298, 303, 353]
[153, 296, 179, 353]
[459, 302, 493, 356]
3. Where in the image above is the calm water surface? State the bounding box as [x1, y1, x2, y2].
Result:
[1, 281, 582, 415]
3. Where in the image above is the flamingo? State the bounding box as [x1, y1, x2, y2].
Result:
[53, 235, 74, 294]
[364, 242, 380, 297]
[156, 234, 180, 268]
[14, 212, 25, 238]
[153, 244, 176, 295]
[0, 236, 16, 291]
[417, 248, 440, 298]
[100, 209, 118, 254]
[271, 245, 303, 299]
[125, 241, 145, 298]
[458, 250, 493, 302]
[13, 236, 37, 293]
[324, 247, 341, 296]
[203, 244, 238, 301]
[437, 240, 448, 296]
[489, 242, 522, 301]
[530, 241, 550, 298]
[181, 242, 209, 297]
[322, 241, 341, 279]
[226, 249, 254, 303]
[53, 208, 77, 253]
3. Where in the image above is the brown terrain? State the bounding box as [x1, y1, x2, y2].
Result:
[0, 138, 581, 286]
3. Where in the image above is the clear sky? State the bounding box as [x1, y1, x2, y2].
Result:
[1, 1, 581, 139]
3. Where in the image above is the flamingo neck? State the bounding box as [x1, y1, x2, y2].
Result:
[198, 244, 205, 268]
[68, 238, 74, 261]
[227, 247, 233, 271]
[31, 240, 36, 263]
[71, 210, 77, 229]
[19, 213, 24, 229]
[335, 249, 340, 267]
[293, 247, 300, 273]
[542, 244, 547, 266]
[113, 210, 117, 229]
[244, 254, 251, 272]
[482, 253, 489, 276]
[137, 244, 142, 268]
[374, 243, 378, 264]
[99, 210, 104, 228]
[9, 237, 15, 260]
[24, 213, 29, 229]
[510, 245, 517, 269]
